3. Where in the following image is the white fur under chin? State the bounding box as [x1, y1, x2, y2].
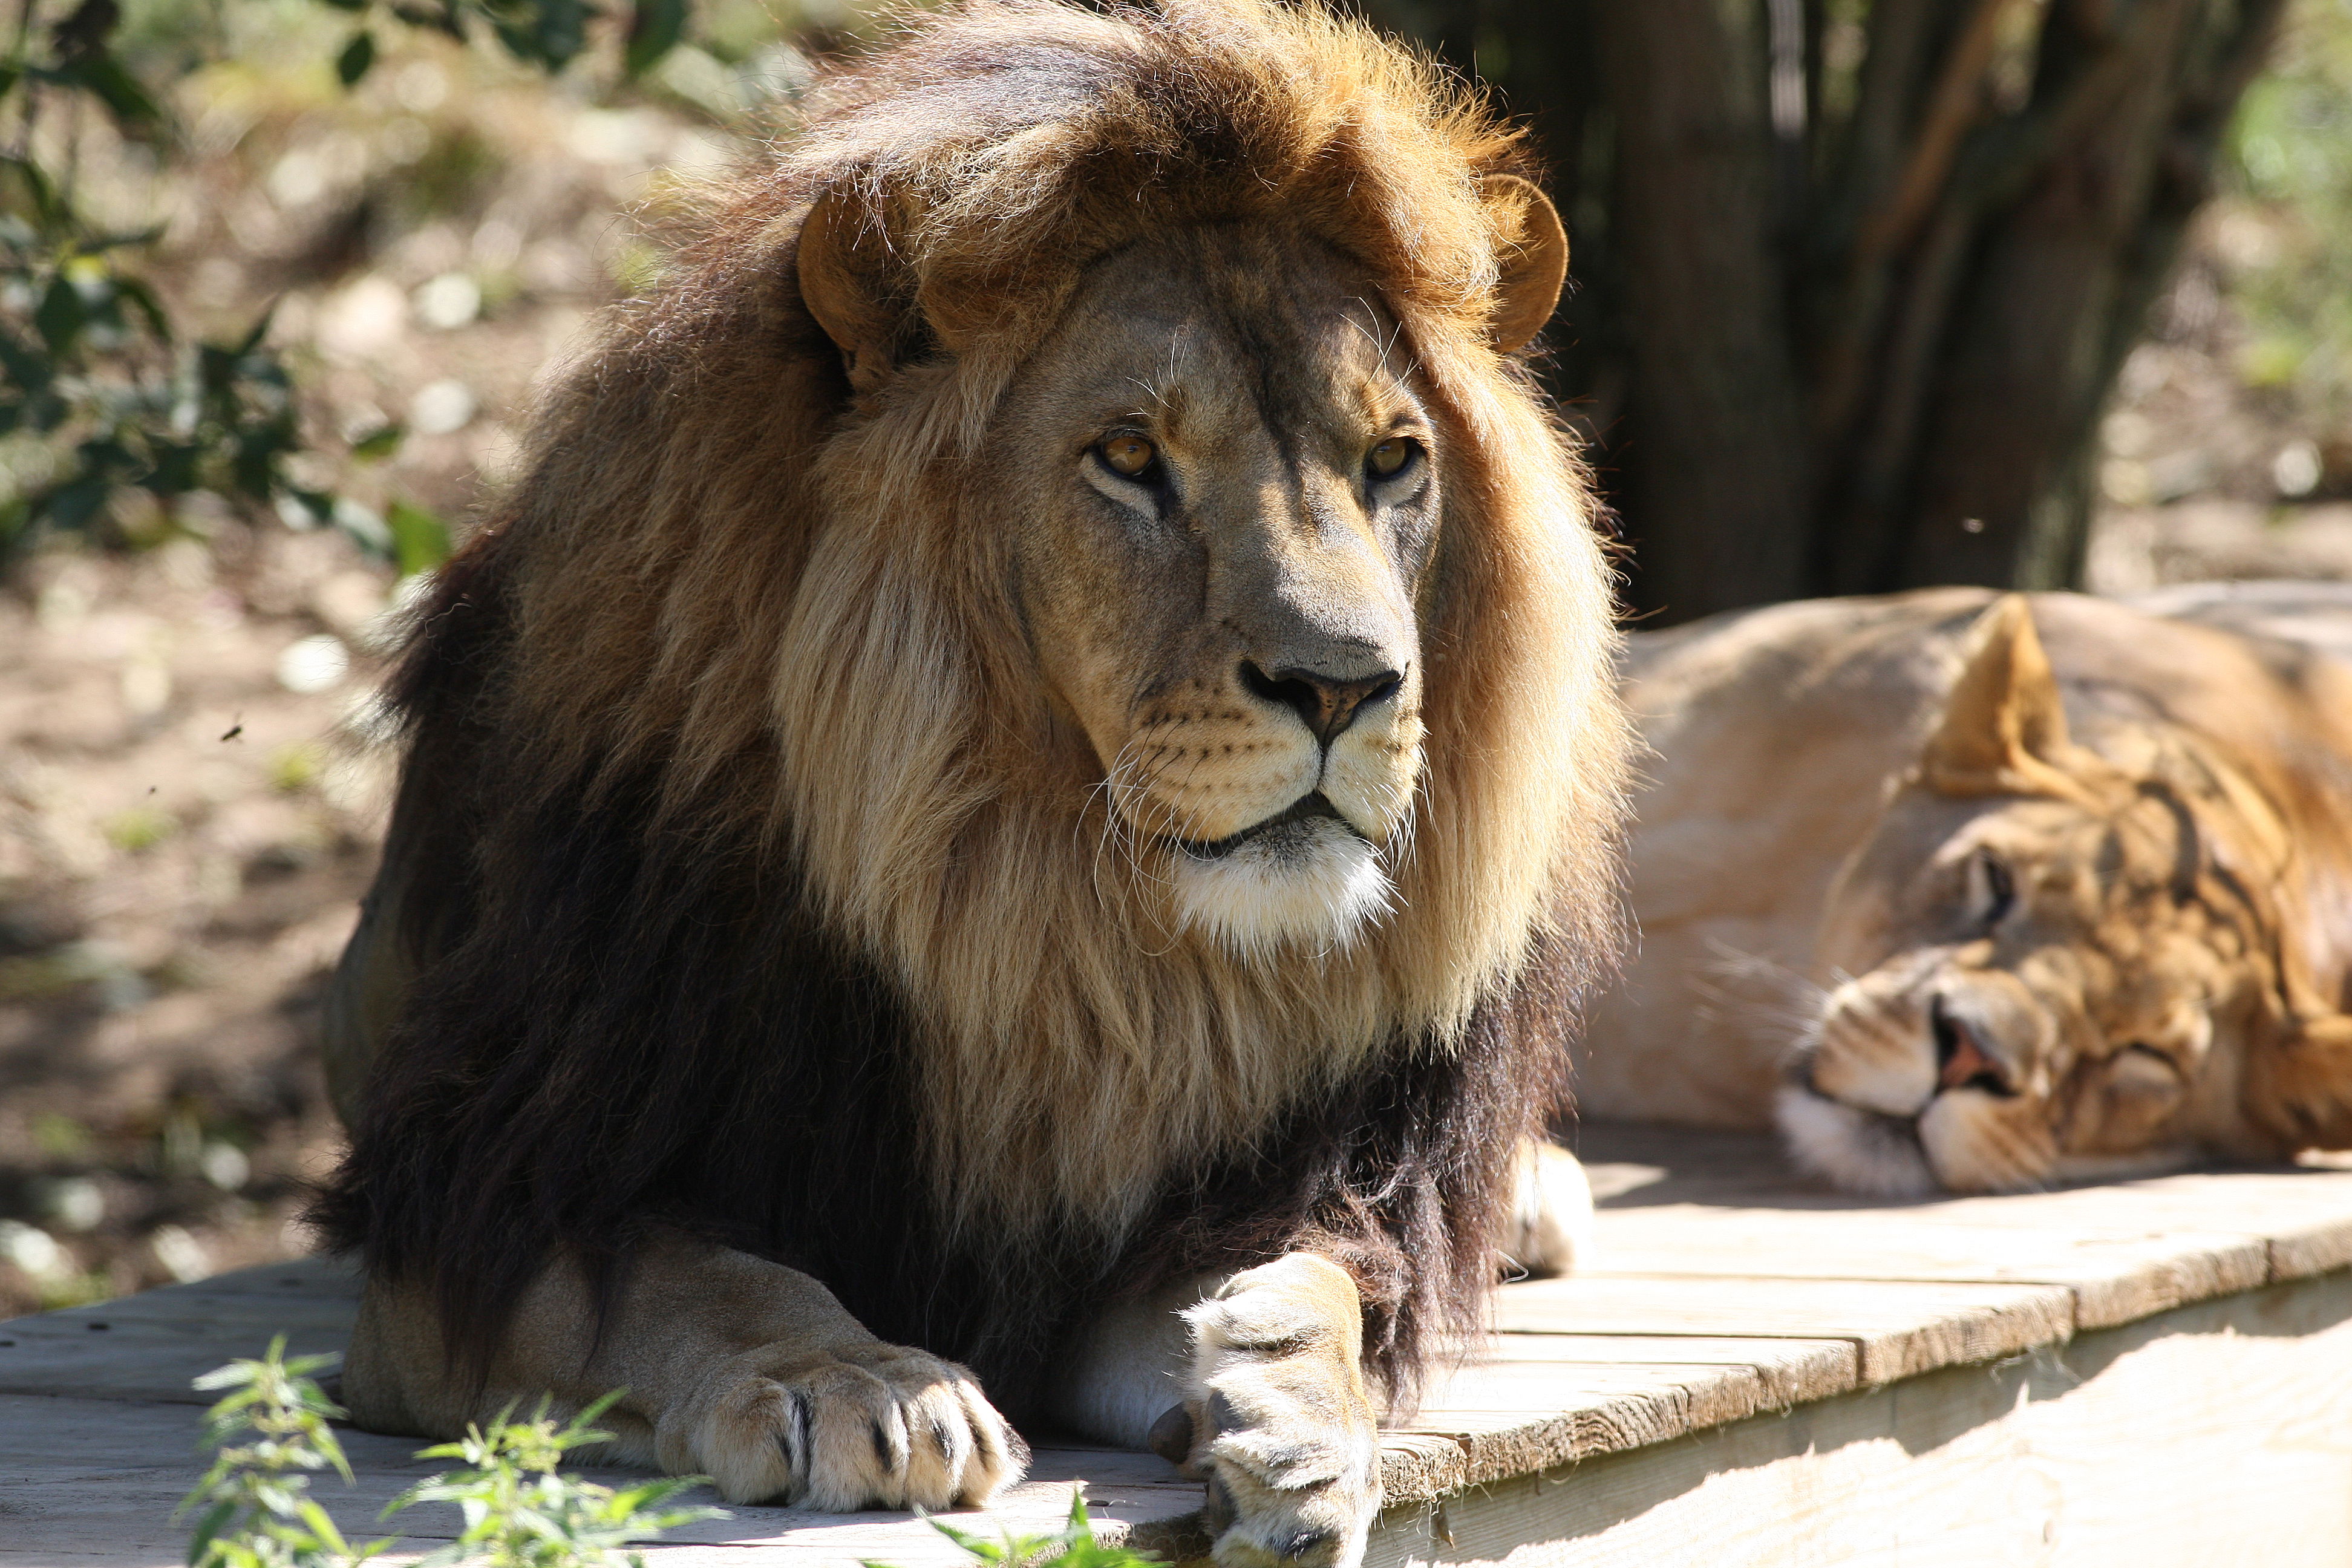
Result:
[1775, 1083, 1937, 1197]
[1172, 819, 1393, 960]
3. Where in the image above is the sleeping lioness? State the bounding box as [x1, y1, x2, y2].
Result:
[1579, 584, 2352, 1194]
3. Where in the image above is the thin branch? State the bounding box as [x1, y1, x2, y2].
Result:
[1855, 0, 2034, 262]
[13, 0, 41, 163]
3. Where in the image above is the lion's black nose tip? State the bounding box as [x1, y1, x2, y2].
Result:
[1240, 661, 1402, 746]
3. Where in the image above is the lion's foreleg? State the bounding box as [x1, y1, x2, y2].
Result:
[343, 1229, 1026, 1509]
[1183, 1255, 1382, 1568]
[1051, 1255, 1382, 1568]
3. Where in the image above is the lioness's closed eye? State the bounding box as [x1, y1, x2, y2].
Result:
[310, 5, 1628, 1567]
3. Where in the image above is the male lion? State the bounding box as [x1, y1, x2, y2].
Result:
[1579, 585, 2352, 1195]
[312, 4, 1627, 1564]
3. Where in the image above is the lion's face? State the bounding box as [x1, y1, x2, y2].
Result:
[1782, 783, 2267, 1194]
[990, 229, 1437, 955]
[1777, 595, 2315, 1194]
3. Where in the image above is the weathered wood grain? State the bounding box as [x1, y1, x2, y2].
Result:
[1490, 1274, 2075, 1383]
[1586, 1209, 2271, 1329]
[0, 1394, 1200, 1568]
[12, 1131, 2352, 1567]
[1366, 1272, 2352, 1568]
[1461, 1334, 1859, 1406]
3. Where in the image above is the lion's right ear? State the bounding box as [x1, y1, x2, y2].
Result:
[1478, 174, 1568, 354]
[1919, 595, 2101, 805]
[796, 189, 913, 396]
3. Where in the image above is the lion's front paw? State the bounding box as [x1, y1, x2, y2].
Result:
[1184, 1256, 1380, 1568]
[659, 1341, 1028, 1509]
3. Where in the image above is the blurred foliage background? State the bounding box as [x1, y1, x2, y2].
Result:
[2, 0, 2351, 1310]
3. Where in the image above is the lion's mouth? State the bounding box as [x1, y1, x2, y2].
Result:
[1176, 792, 1368, 861]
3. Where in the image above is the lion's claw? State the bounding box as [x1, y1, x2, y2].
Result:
[662, 1341, 1026, 1509]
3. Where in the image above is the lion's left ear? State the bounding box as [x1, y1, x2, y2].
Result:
[797, 188, 923, 396]
[1478, 174, 1567, 354]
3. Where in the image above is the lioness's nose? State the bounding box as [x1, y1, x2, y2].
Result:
[1240, 660, 1402, 746]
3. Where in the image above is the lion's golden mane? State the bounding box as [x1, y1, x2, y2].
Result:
[318, 0, 1625, 1416]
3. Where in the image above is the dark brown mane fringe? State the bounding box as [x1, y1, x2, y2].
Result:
[312, 0, 1616, 1422]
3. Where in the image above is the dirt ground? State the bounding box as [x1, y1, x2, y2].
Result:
[1, 529, 394, 1313]
[4, 27, 2352, 1319]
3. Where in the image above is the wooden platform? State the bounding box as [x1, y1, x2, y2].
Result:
[8, 1124, 2352, 1566]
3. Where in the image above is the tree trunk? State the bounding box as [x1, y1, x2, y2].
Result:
[1373, 0, 2285, 624]
[1587, 0, 1815, 613]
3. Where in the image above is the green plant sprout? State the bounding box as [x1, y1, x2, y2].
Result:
[186, 1341, 1166, 1568]
[177, 1336, 385, 1568]
[877, 1491, 1166, 1568]
[390, 1392, 720, 1567]
[178, 1339, 721, 1568]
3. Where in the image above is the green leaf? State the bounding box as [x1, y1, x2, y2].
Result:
[625, 0, 685, 76]
[336, 29, 376, 87]
[51, 0, 122, 58]
[349, 421, 403, 461]
[184, 1498, 237, 1566]
[232, 305, 277, 359]
[35, 275, 85, 354]
[492, 0, 595, 70]
[0, 329, 54, 394]
[44, 477, 109, 529]
[390, 0, 466, 41]
[0, 152, 67, 232]
[111, 276, 172, 339]
[54, 51, 162, 131]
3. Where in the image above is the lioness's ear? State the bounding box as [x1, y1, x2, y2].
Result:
[1920, 595, 2092, 802]
[796, 189, 912, 396]
[1479, 174, 1567, 354]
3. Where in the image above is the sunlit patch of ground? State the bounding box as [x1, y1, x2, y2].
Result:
[0, 531, 391, 1315]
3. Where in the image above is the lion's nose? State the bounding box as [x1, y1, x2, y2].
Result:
[1240, 660, 1402, 746]
[1932, 995, 2017, 1096]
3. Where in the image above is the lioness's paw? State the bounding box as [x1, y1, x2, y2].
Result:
[1184, 1256, 1380, 1568]
[1500, 1138, 1593, 1279]
[661, 1342, 1027, 1509]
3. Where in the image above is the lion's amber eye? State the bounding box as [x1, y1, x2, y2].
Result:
[1368, 437, 1415, 479]
[1100, 434, 1158, 479]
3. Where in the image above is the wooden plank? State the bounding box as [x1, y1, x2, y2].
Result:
[1489, 1275, 2074, 1384]
[1427, 1360, 1768, 1433]
[15, 1131, 2352, 1566]
[0, 1259, 364, 1405]
[0, 1308, 355, 1404]
[1865, 1171, 2352, 1273]
[1373, 1431, 1469, 1505]
[1376, 1334, 1866, 1497]
[1586, 1209, 2271, 1329]
[1461, 1333, 1859, 1406]
[122, 1258, 362, 1298]
[0, 1394, 1203, 1568]
[1365, 1271, 2352, 1568]
[0, 1477, 1208, 1567]
[1393, 1390, 1679, 1494]
[1575, 1123, 2352, 1297]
